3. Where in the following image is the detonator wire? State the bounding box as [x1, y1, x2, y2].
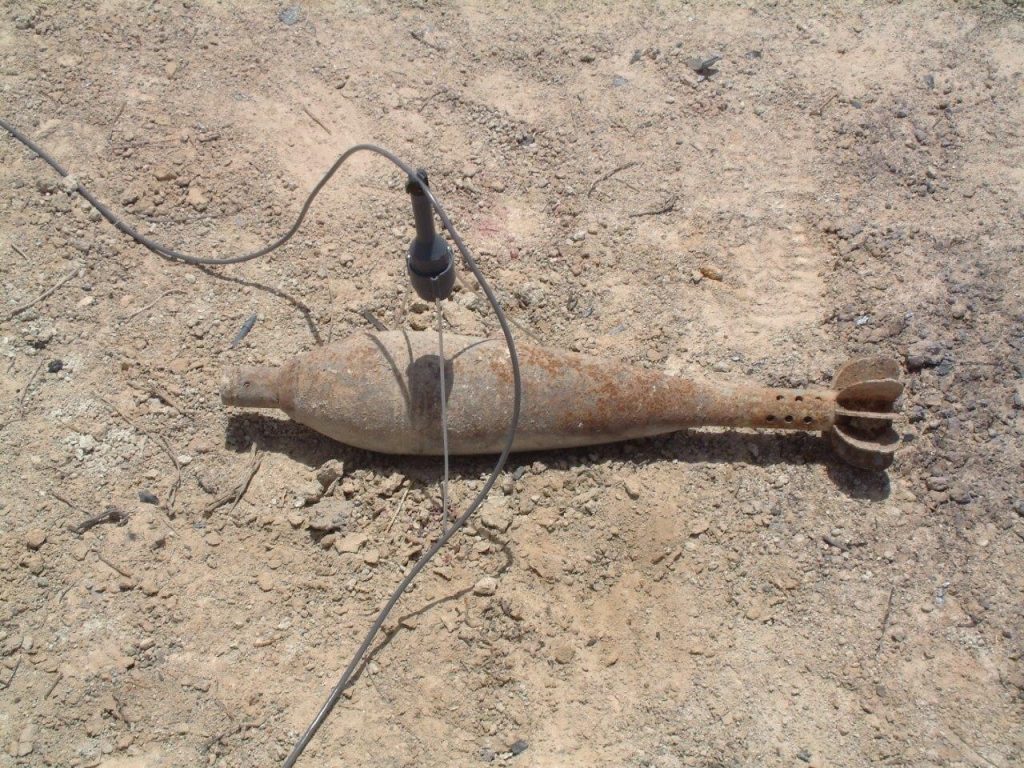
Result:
[436, 297, 452, 532]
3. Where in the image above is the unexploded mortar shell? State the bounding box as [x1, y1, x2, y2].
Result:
[220, 365, 282, 409]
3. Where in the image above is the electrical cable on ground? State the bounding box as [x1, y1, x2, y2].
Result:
[436, 297, 451, 532]
[1, 117, 523, 767]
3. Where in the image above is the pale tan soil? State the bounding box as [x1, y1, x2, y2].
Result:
[1, 2, 1023, 767]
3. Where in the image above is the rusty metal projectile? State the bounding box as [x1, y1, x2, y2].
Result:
[221, 331, 902, 470]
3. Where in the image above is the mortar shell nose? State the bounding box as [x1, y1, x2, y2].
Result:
[221, 366, 281, 408]
[829, 357, 903, 470]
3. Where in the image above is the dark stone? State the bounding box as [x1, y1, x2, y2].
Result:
[278, 5, 301, 25]
[906, 340, 945, 371]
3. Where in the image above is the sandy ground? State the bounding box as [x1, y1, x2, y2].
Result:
[2, 2, 1023, 767]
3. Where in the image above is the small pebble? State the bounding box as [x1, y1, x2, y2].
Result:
[315, 459, 345, 489]
[139, 577, 160, 596]
[278, 5, 301, 25]
[480, 507, 513, 533]
[256, 573, 275, 592]
[138, 490, 159, 505]
[25, 529, 47, 550]
[552, 643, 575, 664]
[473, 576, 498, 596]
[47, 359, 63, 373]
[699, 264, 724, 281]
[335, 532, 367, 554]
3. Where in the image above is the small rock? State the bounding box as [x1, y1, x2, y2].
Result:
[689, 518, 710, 537]
[552, 643, 575, 664]
[480, 505, 513, 533]
[204, 532, 221, 547]
[473, 576, 498, 596]
[905, 339, 944, 371]
[623, 479, 641, 499]
[154, 166, 177, 182]
[771, 566, 801, 591]
[85, 714, 104, 737]
[12, 725, 35, 757]
[256, 572, 275, 592]
[315, 459, 345, 489]
[278, 5, 301, 25]
[47, 359, 63, 373]
[487, 180, 506, 193]
[925, 476, 949, 492]
[335, 532, 367, 554]
[164, 61, 178, 78]
[508, 739, 529, 756]
[138, 490, 159, 505]
[379, 473, 405, 497]
[307, 498, 349, 531]
[139, 577, 160, 596]
[362, 548, 380, 565]
[699, 264, 724, 281]
[25, 529, 47, 550]
[186, 186, 208, 211]
[949, 485, 971, 504]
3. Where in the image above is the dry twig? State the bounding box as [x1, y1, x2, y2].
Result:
[588, 160, 639, 197]
[386, 486, 412, 534]
[96, 551, 133, 579]
[101, 397, 182, 512]
[0, 657, 21, 690]
[18, 360, 46, 415]
[45, 672, 62, 699]
[3, 266, 80, 322]
[204, 444, 262, 515]
[120, 289, 186, 324]
[876, 585, 895, 655]
[301, 105, 332, 135]
[628, 196, 678, 218]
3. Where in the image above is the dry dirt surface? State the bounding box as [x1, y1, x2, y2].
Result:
[2, 2, 1024, 767]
